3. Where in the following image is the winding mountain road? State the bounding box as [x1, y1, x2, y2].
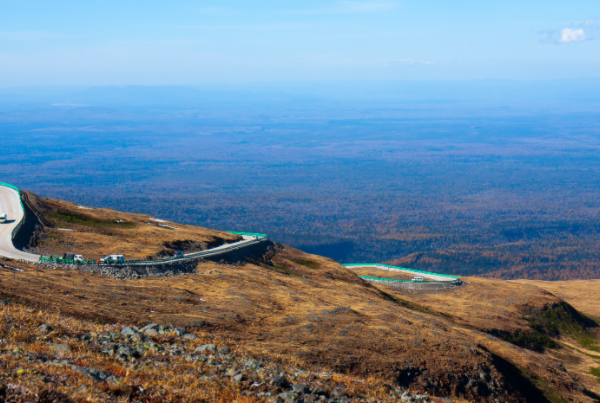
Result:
[0, 184, 41, 262]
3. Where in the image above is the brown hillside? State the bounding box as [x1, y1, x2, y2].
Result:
[23, 191, 241, 260]
[1, 245, 599, 402]
[513, 279, 600, 320]
[2, 194, 600, 402]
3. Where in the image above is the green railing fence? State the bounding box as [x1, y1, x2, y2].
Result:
[39, 231, 268, 266]
[343, 263, 460, 281]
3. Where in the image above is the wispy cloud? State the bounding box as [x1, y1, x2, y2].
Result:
[541, 19, 598, 44]
[384, 58, 437, 66]
[286, 1, 397, 15]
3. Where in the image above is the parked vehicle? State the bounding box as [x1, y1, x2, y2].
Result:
[175, 250, 184, 258]
[411, 276, 424, 282]
[74, 255, 84, 262]
[100, 254, 125, 263]
[0, 213, 7, 223]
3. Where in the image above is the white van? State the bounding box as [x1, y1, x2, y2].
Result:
[100, 254, 125, 263]
[411, 276, 424, 282]
[74, 255, 85, 262]
[0, 213, 7, 223]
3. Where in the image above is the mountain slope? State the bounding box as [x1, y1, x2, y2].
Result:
[1, 194, 599, 402]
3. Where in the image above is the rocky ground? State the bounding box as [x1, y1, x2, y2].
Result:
[0, 300, 454, 403]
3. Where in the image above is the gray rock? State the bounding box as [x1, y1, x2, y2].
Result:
[244, 359, 261, 369]
[140, 323, 158, 332]
[144, 328, 159, 336]
[131, 332, 143, 342]
[415, 395, 430, 402]
[52, 343, 72, 352]
[183, 333, 199, 340]
[232, 373, 246, 383]
[219, 345, 231, 354]
[173, 327, 187, 336]
[0, 300, 8, 306]
[121, 326, 136, 336]
[292, 384, 310, 394]
[278, 391, 298, 402]
[71, 365, 114, 382]
[38, 324, 52, 333]
[195, 344, 217, 353]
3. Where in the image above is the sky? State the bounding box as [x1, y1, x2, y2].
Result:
[0, 0, 599, 86]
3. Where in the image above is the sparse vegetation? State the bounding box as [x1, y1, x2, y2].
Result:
[22, 192, 242, 260]
[487, 329, 558, 352]
[50, 210, 136, 229]
[591, 367, 600, 383]
[527, 302, 599, 352]
[292, 260, 320, 270]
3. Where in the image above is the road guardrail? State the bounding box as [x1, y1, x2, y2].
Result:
[39, 233, 268, 266]
[343, 263, 460, 282]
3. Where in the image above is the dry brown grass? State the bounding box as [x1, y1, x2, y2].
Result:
[513, 279, 600, 319]
[24, 191, 241, 260]
[1, 246, 598, 402]
[4, 193, 600, 402]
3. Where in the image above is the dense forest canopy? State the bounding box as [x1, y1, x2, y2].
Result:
[2, 82, 600, 280]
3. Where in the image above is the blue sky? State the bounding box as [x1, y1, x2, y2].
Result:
[0, 0, 599, 85]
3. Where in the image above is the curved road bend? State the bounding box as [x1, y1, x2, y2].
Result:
[0, 185, 40, 262]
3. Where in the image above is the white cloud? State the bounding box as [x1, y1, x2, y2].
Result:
[558, 28, 587, 43]
[541, 19, 598, 44]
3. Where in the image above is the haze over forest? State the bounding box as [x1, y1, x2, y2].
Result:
[2, 81, 600, 280]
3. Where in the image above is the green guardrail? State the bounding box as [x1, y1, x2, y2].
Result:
[359, 275, 423, 283]
[343, 263, 460, 281]
[228, 231, 268, 238]
[39, 231, 268, 266]
[0, 182, 25, 241]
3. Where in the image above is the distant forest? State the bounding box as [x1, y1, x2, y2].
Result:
[2, 83, 600, 280]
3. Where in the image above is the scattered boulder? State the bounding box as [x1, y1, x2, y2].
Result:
[144, 328, 159, 336]
[121, 326, 136, 336]
[244, 360, 261, 370]
[232, 373, 246, 383]
[71, 365, 115, 383]
[292, 384, 310, 394]
[38, 324, 52, 333]
[195, 344, 217, 353]
[140, 323, 158, 331]
[219, 345, 231, 354]
[183, 333, 199, 340]
[173, 327, 187, 336]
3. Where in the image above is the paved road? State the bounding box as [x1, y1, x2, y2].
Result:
[0, 185, 40, 262]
